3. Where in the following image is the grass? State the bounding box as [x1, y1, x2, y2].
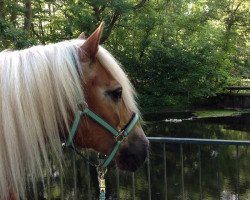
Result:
[194, 109, 250, 118]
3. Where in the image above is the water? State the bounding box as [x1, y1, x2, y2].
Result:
[36, 113, 250, 199]
[144, 113, 250, 200]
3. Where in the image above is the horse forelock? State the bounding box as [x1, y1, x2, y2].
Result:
[0, 39, 139, 199]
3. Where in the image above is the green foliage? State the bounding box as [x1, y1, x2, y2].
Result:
[0, 0, 249, 111]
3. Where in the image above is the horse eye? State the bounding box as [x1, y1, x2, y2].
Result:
[108, 88, 122, 101]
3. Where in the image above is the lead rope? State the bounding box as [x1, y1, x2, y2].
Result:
[97, 167, 107, 200]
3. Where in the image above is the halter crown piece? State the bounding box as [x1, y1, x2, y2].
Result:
[64, 101, 139, 200]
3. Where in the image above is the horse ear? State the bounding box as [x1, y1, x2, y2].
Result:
[78, 32, 85, 39]
[80, 22, 104, 61]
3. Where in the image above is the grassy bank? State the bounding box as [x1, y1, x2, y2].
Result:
[194, 109, 250, 118]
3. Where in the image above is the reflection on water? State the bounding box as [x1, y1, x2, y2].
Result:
[35, 113, 250, 200]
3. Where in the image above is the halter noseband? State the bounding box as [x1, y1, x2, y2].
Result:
[65, 107, 139, 168]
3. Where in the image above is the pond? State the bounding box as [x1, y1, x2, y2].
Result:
[33, 112, 250, 200]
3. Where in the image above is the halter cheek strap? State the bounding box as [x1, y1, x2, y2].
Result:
[65, 107, 139, 168]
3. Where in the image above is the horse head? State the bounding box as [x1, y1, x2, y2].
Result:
[69, 23, 149, 171]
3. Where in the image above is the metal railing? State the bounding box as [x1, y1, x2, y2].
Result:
[147, 137, 250, 146]
[144, 137, 250, 200]
[44, 137, 250, 200]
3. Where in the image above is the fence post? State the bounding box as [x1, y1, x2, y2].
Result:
[116, 168, 120, 199]
[163, 143, 167, 200]
[198, 145, 202, 200]
[180, 144, 184, 200]
[147, 157, 151, 200]
[236, 145, 240, 200]
[73, 153, 77, 200]
[132, 172, 135, 200]
[86, 154, 92, 200]
[59, 165, 64, 200]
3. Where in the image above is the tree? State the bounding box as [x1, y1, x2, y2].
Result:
[0, 0, 249, 110]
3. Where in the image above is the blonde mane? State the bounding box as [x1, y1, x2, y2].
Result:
[0, 39, 138, 199]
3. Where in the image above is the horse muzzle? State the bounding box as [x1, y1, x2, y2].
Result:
[115, 128, 149, 172]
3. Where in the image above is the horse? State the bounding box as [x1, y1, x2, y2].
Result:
[0, 23, 149, 200]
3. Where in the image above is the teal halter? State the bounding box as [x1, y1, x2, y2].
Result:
[65, 107, 139, 168]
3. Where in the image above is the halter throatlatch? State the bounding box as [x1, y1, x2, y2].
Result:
[65, 107, 139, 168]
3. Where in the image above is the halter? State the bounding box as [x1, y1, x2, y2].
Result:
[65, 107, 139, 168]
[64, 107, 139, 199]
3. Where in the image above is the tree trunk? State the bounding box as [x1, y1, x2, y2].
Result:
[23, 0, 32, 33]
[0, 0, 5, 19]
[223, 1, 243, 50]
[89, 0, 147, 44]
[100, 10, 120, 44]
[10, 0, 18, 25]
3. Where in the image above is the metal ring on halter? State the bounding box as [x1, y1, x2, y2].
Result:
[115, 130, 125, 142]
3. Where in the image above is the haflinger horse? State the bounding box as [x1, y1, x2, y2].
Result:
[0, 23, 149, 200]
